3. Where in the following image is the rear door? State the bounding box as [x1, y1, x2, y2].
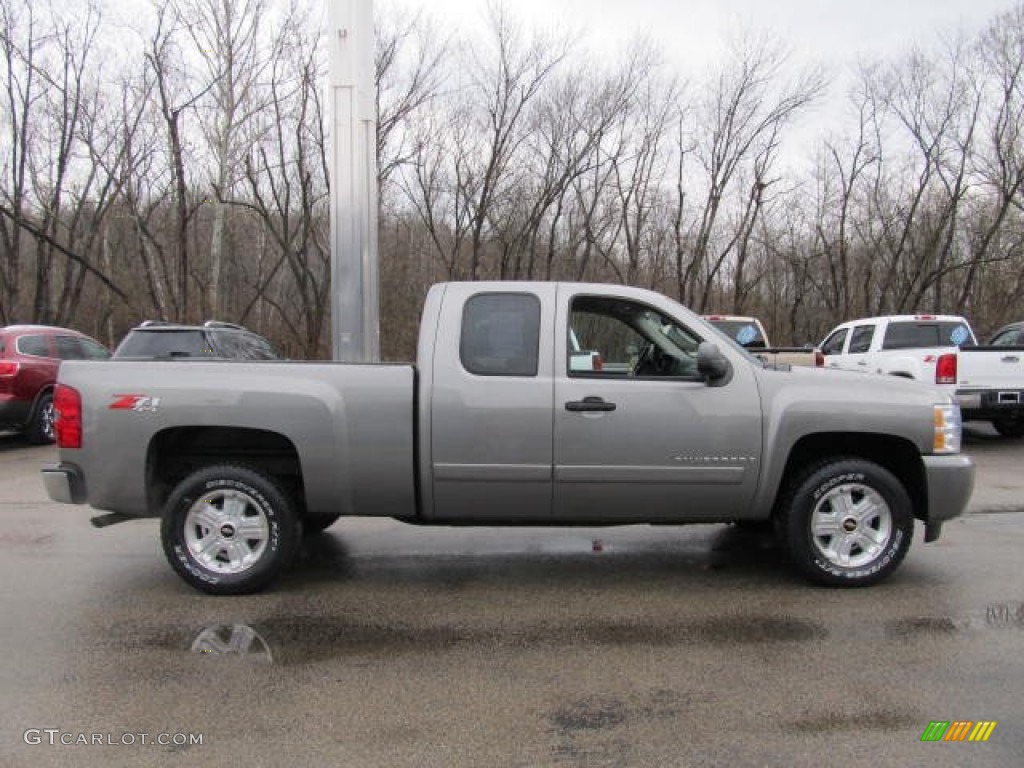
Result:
[428, 284, 556, 521]
[845, 323, 877, 372]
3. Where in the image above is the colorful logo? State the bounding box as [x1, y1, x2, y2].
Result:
[920, 721, 997, 742]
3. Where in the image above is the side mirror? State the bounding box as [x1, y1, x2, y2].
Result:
[697, 342, 733, 387]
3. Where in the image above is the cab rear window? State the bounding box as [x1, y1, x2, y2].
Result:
[882, 322, 974, 349]
[707, 320, 766, 349]
[115, 331, 216, 358]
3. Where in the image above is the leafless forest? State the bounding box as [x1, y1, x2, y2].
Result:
[3, 0, 1024, 359]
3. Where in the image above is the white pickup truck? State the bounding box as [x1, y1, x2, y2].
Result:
[702, 315, 821, 367]
[819, 314, 1024, 436]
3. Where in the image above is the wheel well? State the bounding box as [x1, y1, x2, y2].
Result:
[146, 427, 304, 516]
[775, 433, 926, 520]
[29, 385, 54, 416]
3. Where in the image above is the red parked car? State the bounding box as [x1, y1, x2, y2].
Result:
[0, 325, 109, 443]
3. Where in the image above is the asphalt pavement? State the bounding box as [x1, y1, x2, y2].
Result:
[0, 427, 1021, 768]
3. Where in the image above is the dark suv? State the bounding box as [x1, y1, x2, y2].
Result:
[0, 325, 110, 443]
[113, 321, 280, 360]
[989, 321, 1024, 346]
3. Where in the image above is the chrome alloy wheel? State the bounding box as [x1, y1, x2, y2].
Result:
[40, 400, 56, 441]
[810, 482, 893, 569]
[183, 490, 270, 575]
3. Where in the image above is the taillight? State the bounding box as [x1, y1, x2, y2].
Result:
[815, 350, 824, 367]
[593, 354, 603, 372]
[935, 353, 957, 385]
[0, 360, 19, 376]
[54, 384, 82, 449]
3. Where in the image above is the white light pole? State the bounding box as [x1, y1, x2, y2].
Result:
[329, 0, 379, 362]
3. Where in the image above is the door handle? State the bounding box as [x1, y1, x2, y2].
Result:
[565, 396, 616, 413]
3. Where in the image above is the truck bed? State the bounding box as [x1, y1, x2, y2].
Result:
[55, 360, 417, 519]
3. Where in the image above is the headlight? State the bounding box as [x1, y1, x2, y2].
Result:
[933, 403, 962, 454]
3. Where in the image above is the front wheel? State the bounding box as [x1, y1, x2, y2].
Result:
[778, 458, 913, 587]
[161, 465, 301, 595]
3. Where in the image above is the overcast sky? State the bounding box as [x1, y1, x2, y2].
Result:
[395, 0, 1020, 167]
[412, 0, 1019, 71]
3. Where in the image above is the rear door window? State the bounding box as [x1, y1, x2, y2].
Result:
[847, 325, 876, 354]
[460, 293, 541, 377]
[16, 334, 52, 358]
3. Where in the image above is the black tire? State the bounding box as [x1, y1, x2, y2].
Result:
[161, 465, 301, 595]
[302, 514, 340, 536]
[777, 457, 913, 587]
[25, 391, 55, 445]
[992, 417, 1024, 438]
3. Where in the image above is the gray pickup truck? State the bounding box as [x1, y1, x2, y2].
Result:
[42, 282, 974, 594]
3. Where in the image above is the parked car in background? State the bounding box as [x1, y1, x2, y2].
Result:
[988, 321, 1024, 346]
[819, 314, 1024, 436]
[0, 325, 109, 443]
[113, 321, 280, 360]
[702, 314, 821, 367]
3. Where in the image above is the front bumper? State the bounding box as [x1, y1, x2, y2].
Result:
[922, 453, 975, 535]
[41, 463, 86, 505]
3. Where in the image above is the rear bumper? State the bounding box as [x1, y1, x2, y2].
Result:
[41, 463, 86, 505]
[922, 454, 974, 524]
[956, 388, 1024, 420]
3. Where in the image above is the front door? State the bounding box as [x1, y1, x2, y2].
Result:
[553, 289, 763, 521]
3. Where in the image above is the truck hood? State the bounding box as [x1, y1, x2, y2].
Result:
[752, 364, 952, 454]
[762, 364, 951, 404]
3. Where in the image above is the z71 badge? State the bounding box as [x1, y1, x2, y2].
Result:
[109, 394, 161, 413]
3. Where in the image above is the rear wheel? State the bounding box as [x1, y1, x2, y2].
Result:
[25, 392, 55, 444]
[992, 417, 1024, 438]
[778, 458, 913, 587]
[161, 465, 301, 595]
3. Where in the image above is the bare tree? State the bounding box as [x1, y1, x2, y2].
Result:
[374, 3, 448, 193]
[0, 0, 38, 322]
[234, 7, 330, 358]
[677, 32, 825, 311]
[176, 0, 272, 318]
[145, 1, 214, 321]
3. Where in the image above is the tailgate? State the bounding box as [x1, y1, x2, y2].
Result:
[958, 347, 1024, 391]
